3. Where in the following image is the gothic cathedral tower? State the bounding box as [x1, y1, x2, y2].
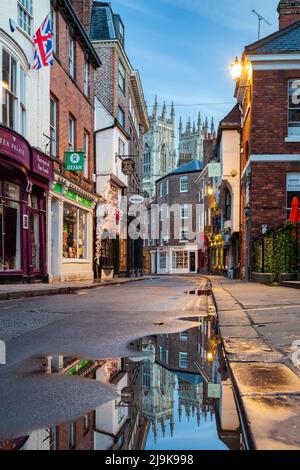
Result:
[178, 114, 215, 167]
[143, 96, 177, 198]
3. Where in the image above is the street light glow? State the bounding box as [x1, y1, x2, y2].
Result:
[231, 56, 242, 81]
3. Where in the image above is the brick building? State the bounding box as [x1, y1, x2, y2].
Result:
[71, 1, 150, 276]
[234, 0, 300, 279]
[47, 0, 101, 282]
[148, 160, 203, 274]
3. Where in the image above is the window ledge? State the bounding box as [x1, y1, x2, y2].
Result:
[285, 136, 300, 142]
[62, 259, 90, 264]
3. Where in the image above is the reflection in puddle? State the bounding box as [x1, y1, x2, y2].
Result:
[0, 316, 243, 451]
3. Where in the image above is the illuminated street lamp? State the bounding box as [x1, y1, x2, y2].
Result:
[207, 184, 214, 196]
[231, 56, 242, 81]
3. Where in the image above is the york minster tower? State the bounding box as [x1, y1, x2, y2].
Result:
[143, 96, 177, 198]
[178, 114, 215, 167]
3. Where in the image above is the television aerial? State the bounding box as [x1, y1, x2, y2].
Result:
[252, 10, 271, 40]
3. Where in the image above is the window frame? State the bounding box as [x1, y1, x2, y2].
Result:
[17, 0, 33, 36]
[68, 32, 75, 79]
[63, 203, 88, 261]
[84, 60, 89, 97]
[50, 8, 57, 53]
[68, 115, 75, 149]
[118, 106, 125, 128]
[180, 176, 189, 193]
[179, 352, 188, 369]
[118, 60, 126, 94]
[50, 97, 57, 157]
[2, 49, 18, 131]
[180, 204, 189, 220]
[83, 131, 89, 179]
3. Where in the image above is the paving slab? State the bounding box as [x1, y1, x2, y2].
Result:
[242, 395, 300, 450]
[220, 325, 260, 339]
[223, 338, 273, 354]
[230, 363, 300, 396]
[218, 310, 251, 326]
[228, 352, 285, 363]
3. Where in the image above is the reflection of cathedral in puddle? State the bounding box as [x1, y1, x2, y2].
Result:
[142, 342, 176, 441]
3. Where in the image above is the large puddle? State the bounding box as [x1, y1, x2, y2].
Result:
[0, 315, 243, 451]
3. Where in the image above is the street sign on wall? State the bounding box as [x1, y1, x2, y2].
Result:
[65, 151, 85, 172]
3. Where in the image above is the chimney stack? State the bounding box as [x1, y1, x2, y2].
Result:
[278, 0, 300, 29]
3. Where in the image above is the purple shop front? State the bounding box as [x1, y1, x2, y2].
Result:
[0, 125, 54, 283]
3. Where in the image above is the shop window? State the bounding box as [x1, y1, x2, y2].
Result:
[172, 251, 188, 269]
[18, 0, 33, 36]
[63, 203, 87, 260]
[0, 181, 21, 271]
[287, 173, 300, 219]
[179, 352, 188, 369]
[159, 252, 167, 269]
[288, 79, 300, 136]
[2, 49, 17, 130]
[29, 212, 40, 270]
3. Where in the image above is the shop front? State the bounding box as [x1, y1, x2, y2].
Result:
[48, 176, 97, 283]
[0, 126, 53, 283]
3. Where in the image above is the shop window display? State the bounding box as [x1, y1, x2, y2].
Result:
[63, 203, 87, 259]
[0, 181, 21, 271]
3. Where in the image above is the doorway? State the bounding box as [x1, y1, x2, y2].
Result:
[189, 252, 196, 273]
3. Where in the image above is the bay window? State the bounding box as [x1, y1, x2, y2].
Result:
[63, 203, 87, 260]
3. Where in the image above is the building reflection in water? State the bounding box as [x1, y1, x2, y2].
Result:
[1, 316, 243, 451]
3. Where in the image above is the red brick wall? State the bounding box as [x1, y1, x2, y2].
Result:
[56, 411, 94, 450]
[51, 9, 95, 189]
[250, 161, 300, 238]
[279, 5, 300, 29]
[251, 70, 300, 155]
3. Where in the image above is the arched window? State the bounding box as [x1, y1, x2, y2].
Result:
[143, 144, 151, 176]
[225, 188, 232, 221]
[161, 144, 167, 174]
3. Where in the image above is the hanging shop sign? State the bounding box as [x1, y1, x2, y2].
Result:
[129, 194, 144, 205]
[122, 158, 135, 176]
[32, 149, 54, 179]
[65, 151, 85, 172]
[208, 162, 221, 178]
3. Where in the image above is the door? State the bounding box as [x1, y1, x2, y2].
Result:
[189, 252, 196, 273]
[0, 201, 21, 271]
[28, 210, 41, 274]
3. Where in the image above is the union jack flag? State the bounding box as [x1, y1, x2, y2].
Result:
[32, 13, 53, 70]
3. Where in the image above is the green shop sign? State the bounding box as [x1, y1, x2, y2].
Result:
[65, 151, 85, 172]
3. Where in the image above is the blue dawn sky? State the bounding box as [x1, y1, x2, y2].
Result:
[110, 0, 279, 130]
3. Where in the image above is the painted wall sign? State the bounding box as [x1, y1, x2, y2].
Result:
[122, 158, 135, 176]
[0, 127, 30, 169]
[32, 150, 54, 180]
[65, 151, 85, 172]
[287, 173, 300, 192]
[129, 194, 144, 205]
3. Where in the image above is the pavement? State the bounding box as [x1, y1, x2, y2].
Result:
[210, 276, 300, 450]
[0, 277, 151, 301]
[0, 276, 208, 440]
